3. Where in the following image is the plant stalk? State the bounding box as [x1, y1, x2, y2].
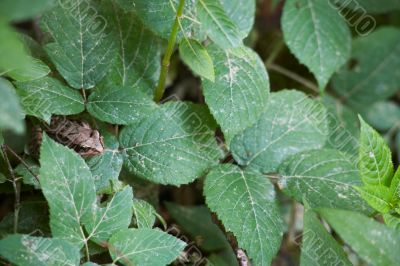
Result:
[153, 0, 185, 103]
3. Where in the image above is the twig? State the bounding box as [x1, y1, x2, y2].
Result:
[265, 39, 284, 67]
[153, 0, 186, 103]
[4, 145, 39, 183]
[267, 63, 319, 93]
[1, 145, 21, 233]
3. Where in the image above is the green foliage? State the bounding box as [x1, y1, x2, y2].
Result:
[1, 0, 399, 265]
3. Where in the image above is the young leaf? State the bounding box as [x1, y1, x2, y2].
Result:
[279, 149, 372, 214]
[84, 186, 133, 244]
[333, 27, 400, 109]
[389, 167, 400, 203]
[133, 0, 201, 41]
[231, 90, 328, 173]
[39, 134, 96, 247]
[15, 76, 85, 123]
[86, 129, 123, 193]
[383, 214, 400, 231]
[358, 117, 393, 186]
[220, 0, 255, 38]
[197, 0, 242, 48]
[120, 102, 222, 186]
[0, 77, 24, 133]
[204, 164, 283, 265]
[108, 228, 186, 266]
[301, 203, 352, 266]
[179, 38, 214, 81]
[320, 209, 400, 266]
[355, 186, 393, 214]
[86, 85, 157, 125]
[0, 234, 80, 266]
[202, 45, 269, 144]
[40, 0, 117, 89]
[282, 0, 351, 90]
[132, 199, 157, 229]
[102, 2, 161, 92]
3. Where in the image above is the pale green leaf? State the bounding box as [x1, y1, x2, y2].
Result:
[40, 0, 117, 89]
[86, 85, 157, 125]
[220, 0, 255, 38]
[84, 186, 133, 243]
[202, 45, 269, 144]
[331, 0, 400, 14]
[320, 209, 400, 266]
[301, 203, 352, 266]
[231, 90, 328, 173]
[133, 0, 201, 41]
[102, 3, 161, 93]
[165, 202, 230, 251]
[0, 78, 24, 133]
[120, 102, 222, 186]
[359, 117, 393, 186]
[389, 167, 400, 203]
[179, 39, 214, 81]
[0, 235, 80, 266]
[282, 0, 351, 90]
[15, 76, 85, 123]
[355, 185, 393, 214]
[333, 27, 400, 109]
[0, 0, 55, 21]
[279, 149, 372, 213]
[7, 58, 50, 82]
[109, 228, 186, 266]
[39, 134, 96, 247]
[132, 199, 157, 228]
[362, 101, 400, 131]
[383, 213, 400, 231]
[204, 164, 283, 265]
[86, 129, 123, 193]
[197, 0, 242, 48]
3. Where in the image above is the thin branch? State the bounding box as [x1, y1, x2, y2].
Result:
[4, 145, 39, 183]
[1, 145, 21, 233]
[153, 0, 186, 103]
[267, 63, 319, 93]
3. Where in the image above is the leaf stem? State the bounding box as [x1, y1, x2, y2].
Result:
[1, 145, 21, 233]
[153, 0, 186, 103]
[4, 145, 40, 184]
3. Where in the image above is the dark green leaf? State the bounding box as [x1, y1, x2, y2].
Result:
[0, 77, 24, 133]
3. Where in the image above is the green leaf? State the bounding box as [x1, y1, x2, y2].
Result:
[15, 159, 40, 189]
[165, 202, 230, 251]
[321, 95, 360, 157]
[204, 164, 283, 265]
[109, 228, 186, 266]
[39, 134, 96, 247]
[197, 0, 242, 48]
[133, 0, 201, 41]
[7, 58, 50, 82]
[120, 102, 222, 186]
[332, 27, 400, 109]
[301, 203, 352, 266]
[202, 45, 269, 144]
[362, 101, 400, 131]
[86, 129, 123, 193]
[0, 235, 80, 266]
[282, 0, 351, 90]
[220, 0, 255, 38]
[279, 149, 372, 213]
[40, 0, 117, 89]
[15, 76, 85, 123]
[331, 0, 400, 14]
[132, 199, 157, 228]
[0, 77, 24, 133]
[114, 0, 135, 11]
[320, 209, 400, 266]
[355, 186, 393, 214]
[102, 3, 161, 93]
[85, 186, 133, 243]
[0, 0, 55, 21]
[231, 90, 328, 173]
[389, 167, 400, 203]
[383, 213, 400, 231]
[86, 85, 157, 125]
[179, 39, 214, 81]
[359, 117, 393, 186]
